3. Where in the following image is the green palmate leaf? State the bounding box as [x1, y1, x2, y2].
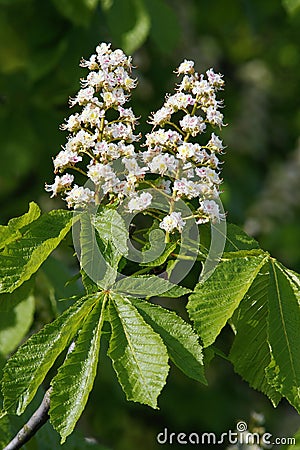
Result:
[0, 293, 35, 356]
[1, 293, 98, 415]
[108, 293, 169, 408]
[79, 213, 109, 289]
[141, 241, 177, 267]
[3, 202, 40, 233]
[224, 223, 260, 252]
[132, 298, 206, 383]
[187, 252, 267, 347]
[0, 209, 73, 294]
[80, 213, 119, 289]
[81, 270, 99, 294]
[50, 294, 106, 443]
[266, 260, 300, 412]
[141, 227, 166, 263]
[229, 264, 281, 406]
[0, 202, 40, 249]
[113, 275, 187, 298]
[285, 266, 300, 290]
[222, 249, 264, 260]
[157, 283, 192, 298]
[92, 208, 128, 257]
[197, 222, 260, 262]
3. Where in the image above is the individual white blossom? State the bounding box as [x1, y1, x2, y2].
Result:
[113, 180, 135, 198]
[118, 106, 138, 126]
[179, 114, 206, 136]
[206, 68, 224, 88]
[104, 122, 137, 141]
[173, 178, 204, 199]
[195, 167, 221, 185]
[159, 212, 186, 233]
[198, 199, 225, 223]
[192, 148, 209, 164]
[145, 129, 182, 149]
[53, 150, 82, 172]
[80, 53, 99, 70]
[207, 153, 221, 169]
[206, 106, 224, 127]
[127, 192, 152, 213]
[122, 157, 148, 177]
[65, 186, 95, 209]
[60, 114, 81, 132]
[177, 143, 200, 162]
[45, 174, 74, 197]
[83, 70, 106, 88]
[176, 59, 195, 75]
[69, 87, 95, 107]
[177, 74, 194, 92]
[148, 154, 178, 176]
[101, 89, 126, 107]
[165, 92, 195, 110]
[208, 132, 225, 152]
[80, 104, 103, 126]
[71, 129, 98, 150]
[155, 179, 172, 194]
[119, 143, 136, 157]
[149, 107, 173, 126]
[87, 162, 118, 185]
[191, 78, 213, 96]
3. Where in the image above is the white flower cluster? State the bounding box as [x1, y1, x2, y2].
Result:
[145, 59, 226, 227]
[46, 42, 147, 209]
[46, 45, 226, 233]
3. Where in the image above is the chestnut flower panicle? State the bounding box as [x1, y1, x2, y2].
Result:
[46, 42, 226, 231]
[46, 42, 144, 210]
[144, 60, 226, 226]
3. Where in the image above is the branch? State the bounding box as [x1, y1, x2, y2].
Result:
[3, 388, 52, 450]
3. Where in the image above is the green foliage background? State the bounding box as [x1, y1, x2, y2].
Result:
[1, 0, 300, 448]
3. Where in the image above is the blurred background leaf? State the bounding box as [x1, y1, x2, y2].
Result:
[283, 0, 300, 15]
[103, 0, 151, 54]
[51, 0, 99, 27]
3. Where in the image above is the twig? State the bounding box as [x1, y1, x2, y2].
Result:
[3, 388, 52, 450]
